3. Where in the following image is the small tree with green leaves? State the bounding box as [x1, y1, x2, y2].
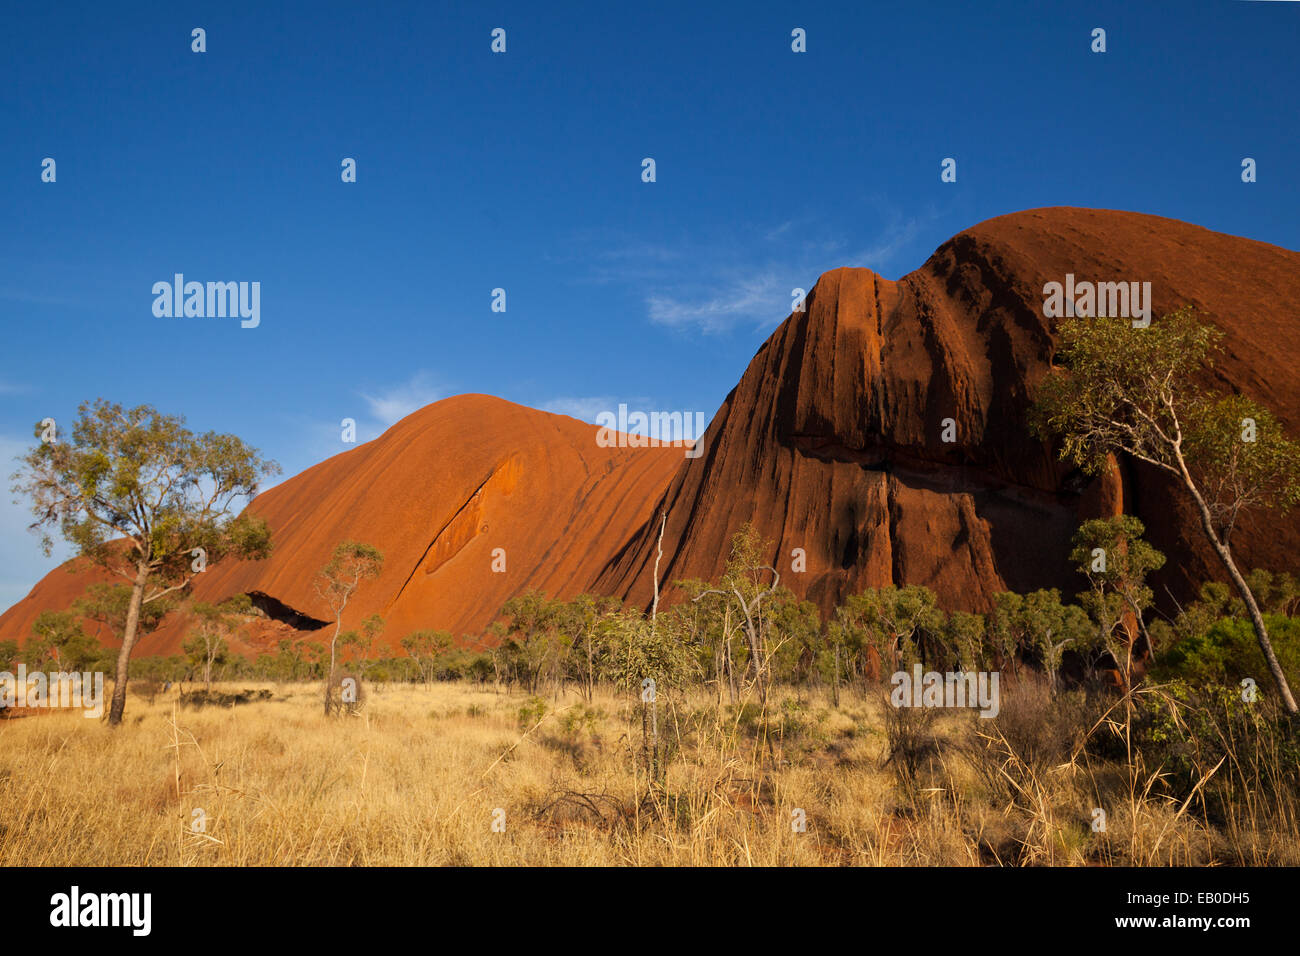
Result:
[1018, 589, 1092, 695]
[944, 610, 988, 673]
[494, 590, 572, 694]
[986, 592, 1028, 679]
[834, 585, 945, 681]
[11, 400, 276, 724]
[313, 541, 383, 715]
[400, 629, 453, 683]
[184, 594, 251, 691]
[764, 588, 824, 692]
[692, 523, 782, 706]
[28, 609, 104, 672]
[274, 638, 305, 681]
[72, 581, 176, 659]
[1069, 515, 1165, 688]
[340, 613, 384, 676]
[1032, 308, 1300, 714]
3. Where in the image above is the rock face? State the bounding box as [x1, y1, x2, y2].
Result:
[3, 207, 1299, 654]
[601, 207, 1300, 615]
[0, 395, 684, 655]
[181, 394, 683, 648]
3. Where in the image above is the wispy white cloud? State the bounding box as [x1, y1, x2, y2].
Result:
[559, 203, 946, 336]
[847, 214, 931, 270]
[260, 372, 448, 483]
[647, 272, 785, 334]
[541, 395, 622, 423]
[360, 371, 443, 428]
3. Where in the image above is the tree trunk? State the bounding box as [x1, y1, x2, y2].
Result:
[832, 643, 841, 708]
[108, 563, 149, 726]
[715, 639, 724, 709]
[744, 621, 766, 707]
[1178, 457, 1298, 715]
[651, 512, 666, 623]
[723, 606, 736, 705]
[733, 591, 767, 707]
[325, 618, 341, 716]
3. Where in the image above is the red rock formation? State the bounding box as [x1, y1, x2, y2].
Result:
[1, 395, 683, 655]
[2, 207, 1298, 655]
[602, 208, 1300, 616]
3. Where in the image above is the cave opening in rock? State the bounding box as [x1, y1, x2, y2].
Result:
[246, 591, 329, 630]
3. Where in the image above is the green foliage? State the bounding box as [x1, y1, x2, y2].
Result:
[127, 653, 189, 682]
[72, 582, 174, 651]
[682, 522, 787, 702]
[77, 582, 171, 634]
[39, 433, 1288, 726]
[1019, 590, 1092, 691]
[12, 399, 276, 576]
[1030, 307, 1219, 477]
[1069, 515, 1165, 677]
[315, 542, 384, 618]
[28, 609, 107, 671]
[597, 608, 698, 697]
[832, 585, 945, 678]
[400, 629, 454, 681]
[314, 540, 383, 714]
[700, 522, 773, 604]
[1254, 570, 1300, 615]
[1070, 515, 1165, 600]
[1129, 680, 1300, 818]
[945, 611, 988, 672]
[1157, 614, 1299, 690]
[517, 695, 547, 729]
[494, 590, 573, 692]
[339, 613, 385, 670]
[986, 592, 1026, 675]
[987, 590, 1091, 690]
[490, 589, 699, 699]
[556, 702, 603, 737]
[763, 588, 822, 684]
[1183, 394, 1300, 540]
[182, 595, 250, 687]
[1141, 571, 1300, 705]
[10, 399, 278, 723]
[180, 630, 225, 670]
[1033, 308, 1300, 713]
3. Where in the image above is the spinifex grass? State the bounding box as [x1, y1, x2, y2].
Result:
[0, 678, 1294, 866]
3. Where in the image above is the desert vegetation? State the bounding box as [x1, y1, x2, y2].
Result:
[2, 520, 1298, 866]
[1, 670, 1295, 866]
[3, 307, 1298, 866]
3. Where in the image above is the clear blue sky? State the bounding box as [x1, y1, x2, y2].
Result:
[2, 0, 1298, 610]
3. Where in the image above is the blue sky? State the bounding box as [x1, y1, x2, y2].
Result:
[2, 0, 1298, 610]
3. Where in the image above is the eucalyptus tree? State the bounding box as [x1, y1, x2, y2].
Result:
[13, 400, 276, 724]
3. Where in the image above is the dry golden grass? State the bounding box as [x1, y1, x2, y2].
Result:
[0, 679, 1294, 866]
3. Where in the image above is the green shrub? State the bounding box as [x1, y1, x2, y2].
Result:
[1156, 614, 1299, 692]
